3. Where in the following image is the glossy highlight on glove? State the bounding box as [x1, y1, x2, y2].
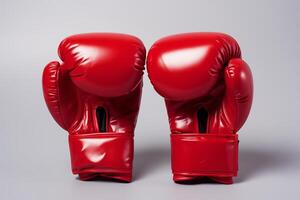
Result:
[69, 133, 134, 181]
[147, 32, 253, 184]
[147, 32, 241, 101]
[42, 33, 146, 182]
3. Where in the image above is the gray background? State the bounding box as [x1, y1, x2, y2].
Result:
[1, 0, 299, 199]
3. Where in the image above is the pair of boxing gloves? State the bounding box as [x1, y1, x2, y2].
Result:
[42, 32, 253, 184]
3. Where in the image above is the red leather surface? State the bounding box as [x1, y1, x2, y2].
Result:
[147, 32, 241, 101]
[171, 134, 238, 182]
[42, 33, 145, 182]
[147, 32, 253, 184]
[69, 133, 133, 182]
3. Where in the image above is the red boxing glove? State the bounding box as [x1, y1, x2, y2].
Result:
[147, 33, 253, 184]
[42, 33, 145, 182]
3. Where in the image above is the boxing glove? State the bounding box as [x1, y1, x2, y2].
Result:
[147, 32, 253, 184]
[42, 33, 145, 182]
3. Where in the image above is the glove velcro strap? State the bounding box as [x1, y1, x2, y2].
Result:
[171, 133, 238, 178]
[68, 133, 133, 182]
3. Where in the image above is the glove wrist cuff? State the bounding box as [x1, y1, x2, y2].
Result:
[68, 133, 134, 182]
[170, 133, 238, 182]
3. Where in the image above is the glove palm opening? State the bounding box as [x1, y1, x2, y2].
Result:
[96, 107, 107, 132]
[197, 108, 208, 133]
